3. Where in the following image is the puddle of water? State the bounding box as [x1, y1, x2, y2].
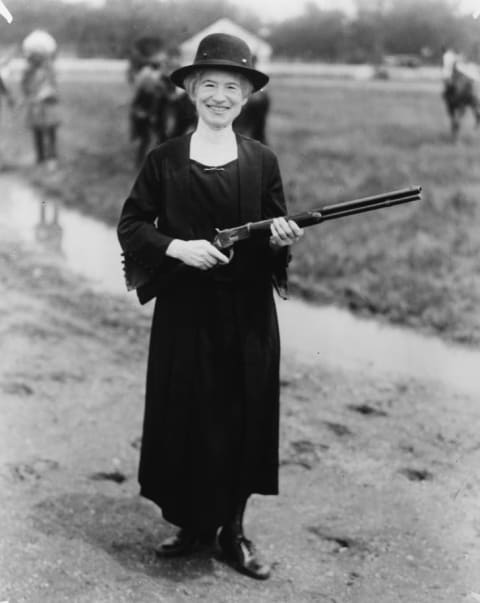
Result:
[1, 175, 480, 395]
[1, 176, 125, 295]
[278, 299, 480, 394]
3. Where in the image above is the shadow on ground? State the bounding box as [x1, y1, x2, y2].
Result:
[32, 493, 216, 584]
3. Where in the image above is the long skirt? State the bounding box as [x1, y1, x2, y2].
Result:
[138, 278, 280, 531]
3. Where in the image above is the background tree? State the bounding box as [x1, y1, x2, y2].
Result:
[268, 4, 349, 61]
[0, 0, 479, 62]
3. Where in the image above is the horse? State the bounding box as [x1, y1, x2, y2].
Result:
[442, 67, 480, 140]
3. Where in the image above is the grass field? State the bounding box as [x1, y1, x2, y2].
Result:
[2, 73, 480, 345]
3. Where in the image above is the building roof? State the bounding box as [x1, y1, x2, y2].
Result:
[179, 18, 272, 63]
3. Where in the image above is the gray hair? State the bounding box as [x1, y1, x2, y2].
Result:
[183, 69, 253, 100]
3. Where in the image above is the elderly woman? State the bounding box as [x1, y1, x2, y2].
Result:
[117, 33, 303, 580]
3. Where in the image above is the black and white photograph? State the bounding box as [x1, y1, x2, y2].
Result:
[1, 0, 480, 601]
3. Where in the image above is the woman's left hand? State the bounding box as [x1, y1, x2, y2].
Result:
[269, 217, 304, 248]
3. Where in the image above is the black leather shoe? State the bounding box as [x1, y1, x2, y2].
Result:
[156, 528, 217, 557]
[218, 529, 271, 580]
[156, 529, 200, 557]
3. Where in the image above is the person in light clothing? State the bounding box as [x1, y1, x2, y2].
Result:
[20, 30, 61, 169]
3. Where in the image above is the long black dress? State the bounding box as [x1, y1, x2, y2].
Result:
[117, 135, 289, 533]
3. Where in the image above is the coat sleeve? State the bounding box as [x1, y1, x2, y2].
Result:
[117, 151, 175, 290]
[262, 149, 291, 300]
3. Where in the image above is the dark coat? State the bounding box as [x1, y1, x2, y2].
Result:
[117, 133, 290, 530]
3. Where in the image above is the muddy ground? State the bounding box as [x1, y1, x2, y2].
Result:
[1, 181, 480, 603]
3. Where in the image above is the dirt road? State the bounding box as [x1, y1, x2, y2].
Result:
[1, 178, 480, 602]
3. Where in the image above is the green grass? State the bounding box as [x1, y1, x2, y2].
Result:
[268, 80, 480, 344]
[3, 75, 480, 344]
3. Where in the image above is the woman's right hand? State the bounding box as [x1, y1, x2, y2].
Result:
[166, 239, 230, 270]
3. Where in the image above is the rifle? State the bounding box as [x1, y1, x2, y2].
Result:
[213, 185, 421, 250]
[122, 185, 421, 292]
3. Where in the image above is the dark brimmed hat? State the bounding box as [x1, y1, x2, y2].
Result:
[170, 33, 269, 92]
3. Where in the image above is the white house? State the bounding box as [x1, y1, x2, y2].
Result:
[178, 18, 272, 67]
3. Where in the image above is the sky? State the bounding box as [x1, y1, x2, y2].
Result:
[238, 0, 480, 21]
[59, 0, 356, 21]
[232, 0, 356, 22]
[58, 0, 480, 22]
[459, 0, 480, 16]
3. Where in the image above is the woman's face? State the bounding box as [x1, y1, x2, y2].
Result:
[192, 69, 248, 130]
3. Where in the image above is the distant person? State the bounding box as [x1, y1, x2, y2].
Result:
[442, 46, 479, 85]
[441, 44, 480, 138]
[233, 55, 270, 144]
[129, 52, 168, 167]
[0, 48, 16, 130]
[117, 33, 303, 580]
[0, 60, 15, 169]
[20, 30, 61, 170]
[442, 46, 458, 86]
[127, 37, 166, 166]
[0, 65, 14, 109]
[127, 36, 166, 86]
[233, 87, 270, 144]
[127, 38, 197, 166]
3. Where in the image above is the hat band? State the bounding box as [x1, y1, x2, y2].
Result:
[191, 58, 253, 70]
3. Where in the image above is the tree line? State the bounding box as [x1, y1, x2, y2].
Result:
[1, 0, 479, 63]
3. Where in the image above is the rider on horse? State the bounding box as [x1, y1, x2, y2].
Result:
[441, 46, 480, 138]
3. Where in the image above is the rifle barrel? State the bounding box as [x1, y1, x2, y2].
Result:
[319, 193, 420, 222]
[288, 188, 421, 228]
[320, 185, 421, 217]
[225, 186, 421, 236]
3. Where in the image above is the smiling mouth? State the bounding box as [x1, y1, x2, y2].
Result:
[207, 105, 230, 113]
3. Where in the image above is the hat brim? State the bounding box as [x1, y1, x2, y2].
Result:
[170, 60, 269, 92]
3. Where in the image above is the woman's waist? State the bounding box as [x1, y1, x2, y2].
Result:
[163, 265, 272, 291]
[189, 269, 270, 287]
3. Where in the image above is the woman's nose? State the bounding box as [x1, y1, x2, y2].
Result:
[212, 86, 227, 101]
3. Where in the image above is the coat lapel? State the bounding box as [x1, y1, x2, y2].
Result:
[164, 134, 197, 237]
[167, 134, 191, 204]
[237, 135, 262, 223]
